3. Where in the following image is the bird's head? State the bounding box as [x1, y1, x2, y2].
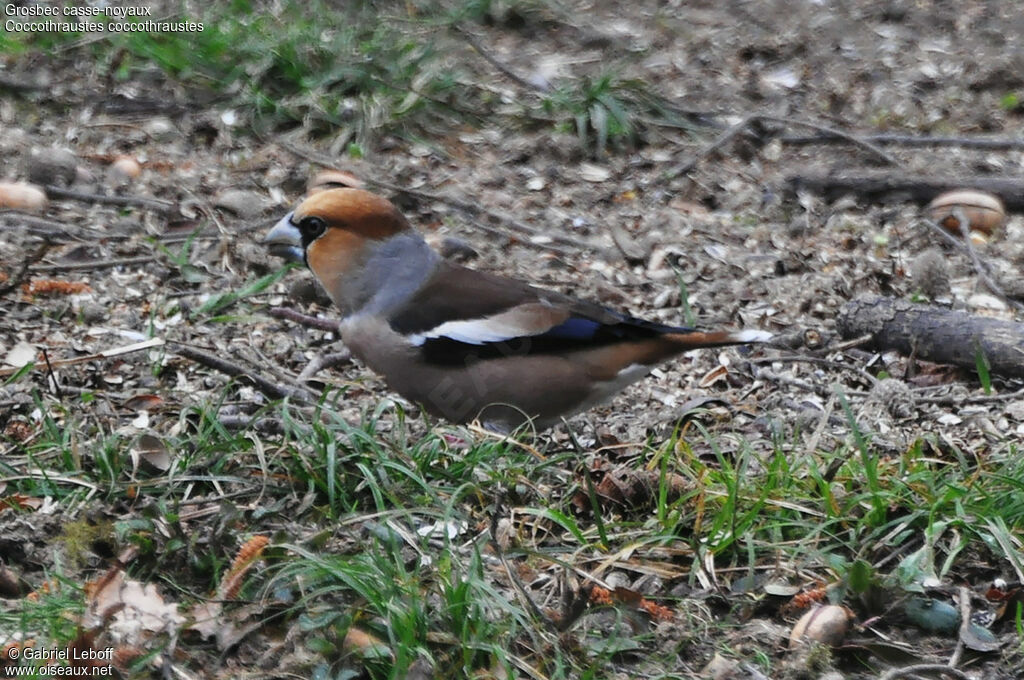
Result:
[265, 188, 431, 314]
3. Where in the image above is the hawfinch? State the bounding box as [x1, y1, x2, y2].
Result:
[265, 188, 770, 430]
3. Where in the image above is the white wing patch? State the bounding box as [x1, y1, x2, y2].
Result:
[407, 302, 567, 346]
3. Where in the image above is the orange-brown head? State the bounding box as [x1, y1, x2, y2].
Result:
[265, 188, 435, 315]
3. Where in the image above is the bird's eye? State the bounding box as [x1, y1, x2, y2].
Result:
[299, 216, 327, 241]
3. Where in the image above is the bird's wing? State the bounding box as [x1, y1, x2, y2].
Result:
[386, 261, 688, 364]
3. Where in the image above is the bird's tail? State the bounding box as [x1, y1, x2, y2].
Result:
[664, 329, 773, 349]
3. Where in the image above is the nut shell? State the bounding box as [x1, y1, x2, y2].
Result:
[308, 169, 365, 194]
[789, 604, 851, 648]
[0, 182, 47, 211]
[110, 155, 142, 180]
[927, 189, 1005, 236]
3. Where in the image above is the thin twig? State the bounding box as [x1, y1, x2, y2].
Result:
[230, 345, 313, 400]
[878, 664, 971, 680]
[44, 185, 176, 214]
[825, 333, 875, 353]
[30, 255, 156, 273]
[453, 24, 550, 93]
[664, 113, 757, 179]
[757, 114, 901, 166]
[170, 342, 314, 403]
[0, 338, 164, 377]
[916, 386, 1024, 405]
[0, 211, 139, 242]
[749, 354, 878, 386]
[664, 113, 901, 180]
[41, 348, 63, 401]
[950, 208, 1024, 313]
[489, 493, 560, 631]
[948, 586, 971, 669]
[267, 307, 342, 333]
[297, 350, 352, 382]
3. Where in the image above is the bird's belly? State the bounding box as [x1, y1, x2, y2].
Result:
[339, 317, 652, 429]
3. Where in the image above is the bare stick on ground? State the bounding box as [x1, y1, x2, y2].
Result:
[781, 133, 1024, 151]
[267, 306, 342, 333]
[665, 114, 900, 179]
[946, 209, 1024, 312]
[454, 24, 550, 93]
[31, 255, 157, 273]
[297, 350, 352, 382]
[0, 338, 164, 378]
[837, 296, 1024, 380]
[44, 185, 176, 214]
[787, 174, 1024, 211]
[171, 342, 314, 403]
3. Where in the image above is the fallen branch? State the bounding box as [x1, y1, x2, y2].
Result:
[781, 132, 1024, 151]
[787, 173, 1024, 210]
[836, 296, 1024, 380]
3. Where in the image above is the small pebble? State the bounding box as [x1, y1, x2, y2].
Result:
[289, 276, 332, 306]
[27, 147, 78, 186]
[911, 248, 950, 300]
[80, 303, 106, 324]
[214, 189, 268, 219]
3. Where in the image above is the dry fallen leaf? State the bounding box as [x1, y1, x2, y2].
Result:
[85, 568, 184, 643]
[132, 433, 171, 472]
[3, 342, 36, 368]
[579, 163, 611, 182]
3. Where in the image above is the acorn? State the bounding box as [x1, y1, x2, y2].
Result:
[789, 604, 852, 648]
[927, 189, 1005, 236]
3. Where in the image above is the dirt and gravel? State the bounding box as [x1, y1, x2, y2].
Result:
[3, 1, 1024, 677]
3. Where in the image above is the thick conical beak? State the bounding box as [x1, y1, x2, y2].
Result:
[263, 212, 305, 263]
